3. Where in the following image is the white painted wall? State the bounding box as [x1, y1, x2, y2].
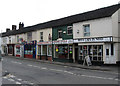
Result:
[32, 31, 37, 41]
[111, 10, 119, 42]
[73, 17, 112, 39]
[36, 28, 52, 42]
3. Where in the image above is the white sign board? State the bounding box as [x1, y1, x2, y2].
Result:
[83, 56, 92, 66]
[53, 39, 73, 44]
[74, 36, 112, 43]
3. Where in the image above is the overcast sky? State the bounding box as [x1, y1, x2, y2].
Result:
[0, 0, 119, 32]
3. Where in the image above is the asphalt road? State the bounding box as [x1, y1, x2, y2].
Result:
[1, 56, 119, 85]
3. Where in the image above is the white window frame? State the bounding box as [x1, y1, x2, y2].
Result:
[67, 26, 73, 35]
[83, 24, 90, 37]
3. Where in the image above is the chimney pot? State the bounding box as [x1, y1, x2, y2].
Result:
[6, 28, 10, 32]
[12, 25, 17, 30]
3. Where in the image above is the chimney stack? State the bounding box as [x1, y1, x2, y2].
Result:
[19, 22, 24, 29]
[6, 28, 10, 32]
[12, 25, 17, 31]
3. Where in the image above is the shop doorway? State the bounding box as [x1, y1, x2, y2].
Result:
[75, 48, 78, 62]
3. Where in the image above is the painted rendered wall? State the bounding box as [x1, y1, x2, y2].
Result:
[52, 25, 73, 40]
[73, 17, 112, 39]
[8, 35, 16, 44]
[36, 28, 52, 42]
[32, 31, 37, 41]
[111, 10, 119, 42]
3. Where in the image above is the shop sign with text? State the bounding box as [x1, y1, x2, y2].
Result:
[74, 36, 113, 43]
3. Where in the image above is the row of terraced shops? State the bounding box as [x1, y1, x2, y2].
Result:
[1, 4, 120, 65]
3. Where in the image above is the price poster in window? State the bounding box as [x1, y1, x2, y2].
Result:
[56, 46, 58, 52]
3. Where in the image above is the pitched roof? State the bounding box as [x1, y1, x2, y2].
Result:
[2, 3, 120, 37]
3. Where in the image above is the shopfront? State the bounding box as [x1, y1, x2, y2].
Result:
[24, 40, 37, 59]
[53, 39, 74, 62]
[74, 36, 114, 64]
[15, 44, 24, 57]
[37, 41, 52, 61]
[7, 44, 15, 56]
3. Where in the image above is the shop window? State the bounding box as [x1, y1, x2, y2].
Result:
[48, 45, 52, 56]
[55, 45, 68, 59]
[106, 49, 109, 55]
[25, 45, 33, 55]
[58, 30, 62, 38]
[111, 44, 114, 55]
[79, 45, 103, 61]
[42, 45, 47, 55]
[69, 45, 73, 59]
[83, 25, 90, 37]
[67, 26, 73, 35]
[40, 32, 43, 41]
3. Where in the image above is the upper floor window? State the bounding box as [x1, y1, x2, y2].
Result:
[9, 37, 11, 43]
[58, 30, 62, 38]
[17, 36, 19, 43]
[27, 32, 32, 41]
[40, 32, 43, 41]
[67, 26, 73, 35]
[83, 24, 90, 37]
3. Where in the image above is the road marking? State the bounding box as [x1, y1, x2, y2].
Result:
[41, 67, 47, 70]
[27, 64, 33, 67]
[29, 82, 34, 85]
[3, 77, 7, 79]
[8, 79, 15, 82]
[64, 66, 68, 67]
[11, 61, 22, 64]
[17, 78, 22, 81]
[16, 82, 21, 84]
[9, 75, 16, 78]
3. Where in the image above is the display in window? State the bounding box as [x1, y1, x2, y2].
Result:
[58, 46, 64, 54]
[56, 46, 58, 52]
[69, 46, 72, 54]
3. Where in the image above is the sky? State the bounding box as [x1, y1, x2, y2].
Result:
[0, 0, 119, 33]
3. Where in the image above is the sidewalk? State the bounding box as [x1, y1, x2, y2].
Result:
[4, 56, 119, 72]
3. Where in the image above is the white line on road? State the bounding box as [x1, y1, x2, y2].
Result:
[15, 82, 21, 84]
[8, 78, 15, 82]
[11, 61, 22, 64]
[9, 75, 16, 78]
[27, 64, 33, 67]
[41, 67, 47, 70]
[3, 77, 7, 79]
[17, 78, 22, 81]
